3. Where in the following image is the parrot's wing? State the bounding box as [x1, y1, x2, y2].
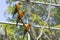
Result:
[12, 4, 17, 18]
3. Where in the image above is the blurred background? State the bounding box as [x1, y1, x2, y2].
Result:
[0, 0, 60, 40]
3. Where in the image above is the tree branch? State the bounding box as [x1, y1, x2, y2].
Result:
[20, 16, 34, 40]
[37, 0, 51, 39]
[25, 0, 37, 40]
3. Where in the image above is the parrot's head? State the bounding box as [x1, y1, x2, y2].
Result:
[18, 2, 21, 5]
[28, 23, 31, 27]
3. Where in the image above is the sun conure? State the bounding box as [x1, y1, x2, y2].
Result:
[16, 10, 25, 26]
[23, 23, 31, 39]
[12, 2, 21, 18]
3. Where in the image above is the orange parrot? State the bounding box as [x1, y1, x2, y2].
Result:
[23, 23, 31, 39]
[16, 10, 25, 26]
[12, 2, 21, 18]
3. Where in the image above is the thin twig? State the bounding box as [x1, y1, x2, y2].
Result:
[43, 32, 51, 40]
[20, 17, 34, 40]
[21, 0, 60, 6]
[37, 0, 51, 39]
[25, 0, 37, 40]
[0, 21, 60, 30]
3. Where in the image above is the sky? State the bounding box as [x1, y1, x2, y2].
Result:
[0, 0, 21, 22]
[0, 0, 8, 22]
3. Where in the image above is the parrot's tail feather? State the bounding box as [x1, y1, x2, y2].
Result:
[16, 18, 19, 26]
[12, 11, 16, 18]
[12, 7, 17, 18]
[22, 34, 26, 40]
[22, 29, 27, 40]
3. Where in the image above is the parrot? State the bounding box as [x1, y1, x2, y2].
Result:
[16, 10, 25, 26]
[12, 2, 21, 18]
[22, 23, 31, 39]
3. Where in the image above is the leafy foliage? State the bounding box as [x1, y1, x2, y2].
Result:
[2, 0, 60, 40]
